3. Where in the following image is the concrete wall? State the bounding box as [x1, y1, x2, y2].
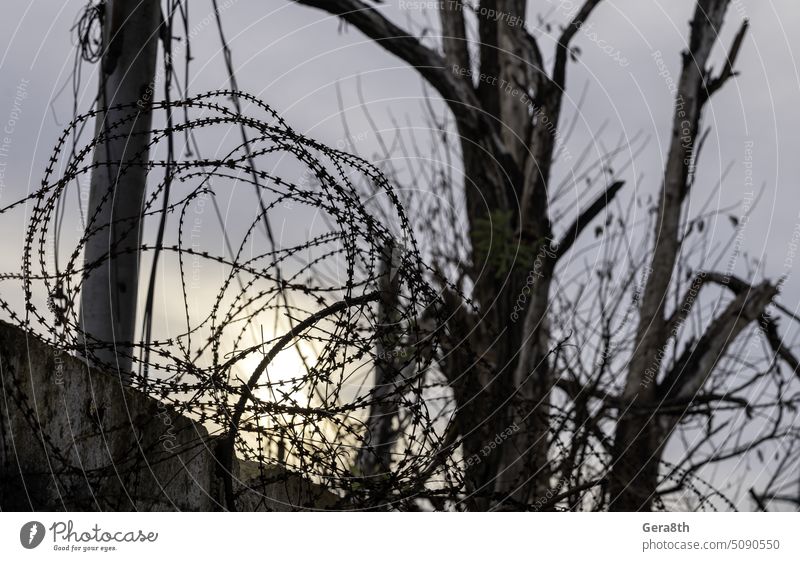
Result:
[0, 321, 334, 511]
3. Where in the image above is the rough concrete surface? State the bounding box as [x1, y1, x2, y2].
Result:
[0, 321, 334, 511]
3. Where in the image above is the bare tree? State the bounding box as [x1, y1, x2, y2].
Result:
[291, 0, 800, 510]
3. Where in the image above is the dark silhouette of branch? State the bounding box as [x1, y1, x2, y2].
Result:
[556, 180, 625, 261]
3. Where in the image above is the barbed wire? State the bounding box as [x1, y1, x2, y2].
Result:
[0, 90, 472, 510]
[0, 0, 769, 512]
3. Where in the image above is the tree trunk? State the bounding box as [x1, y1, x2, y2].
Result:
[609, 0, 734, 510]
[80, 0, 160, 379]
[357, 239, 403, 478]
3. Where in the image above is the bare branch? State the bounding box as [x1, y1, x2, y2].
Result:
[556, 180, 625, 261]
[705, 272, 800, 378]
[293, 0, 485, 135]
[659, 280, 778, 402]
[704, 18, 749, 100]
[552, 0, 603, 90]
[623, 0, 732, 399]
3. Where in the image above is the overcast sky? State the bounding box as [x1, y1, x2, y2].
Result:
[1, 0, 799, 280]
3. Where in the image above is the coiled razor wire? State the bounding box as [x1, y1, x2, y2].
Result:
[0, 87, 739, 511]
[0, 90, 466, 510]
